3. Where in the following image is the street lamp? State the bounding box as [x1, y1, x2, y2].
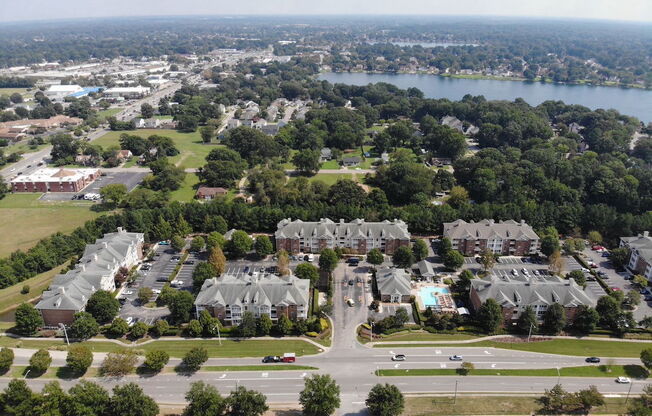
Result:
[527, 323, 535, 343]
[59, 323, 69, 346]
[369, 322, 374, 342]
[556, 367, 561, 385]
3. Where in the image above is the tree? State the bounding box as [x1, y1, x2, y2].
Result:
[365, 383, 404, 416]
[152, 319, 170, 337]
[542, 303, 567, 335]
[478, 249, 496, 273]
[108, 317, 130, 338]
[140, 103, 154, 119]
[182, 347, 208, 372]
[85, 290, 120, 324]
[0, 347, 14, 372]
[437, 237, 452, 257]
[99, 183, 127, 206]
[0, 379, 34, 416]
[14, 302, 43, 335]
[447, 185, 469, 208]
[626, 384, 652, 416]
[392, 246, 415, 268]
[567, 270, 586, 287]
[540, 234, 560, 257]
[609, 247, 631, 270]
[28, 349, 51, 375]
[641, 348, 652, 372]
[168, 290, 194, 323]
[276, 314, 293, 335]
[239, 311, 257, 337]
[292, 149, 322, 175]
[186, 319, 202, 337]
[328, 179, 366, 206]
[171, 234, 186, 252]
[625, 290, 642, 309]
[198, 160, 244, 188]
[412, 239, 428, 262]
[254, 235, 274, 259]
[548, 250, 564, 275]
[277, 249, 290, 276]
[67, 380, 111, 416]
[257, 314, 273, 336]
[575, 385, 605, 414]
[200, 125, 216, 143]
[588, 231, 603, 245]
[633, 275, 649, 289]
[206, 231, 226, 250]
[66, 345, 93, 375]
[443, 250, 464, 270]
[227, 386, 269, 416]
[144, 350, 169, 372]
[573, 305, 599, 333]
[137, 287, 153, 304]
[596, 295, 630, 332]
[189, 236, 205, 252]
[183, 381, 226, 416]
[394, 308, 410, 326]
[193, 262, 217, 290]
[458, 361, 475, 375]
[517, 306, 538, 334]
[319, 248, 339, 273]
[367, 248, 384, 265]
[100, 350, 138, 377]
[300, 374, 341, 416]
[295, 263, 320, 286]
[205, 246, 226, 277]
[226, 230, 253, 258]
[9, 92, 23, 104]
[130, 321, 149, 339]
[110, 383, 159, 416]
[457, 269, 475, 290]
[477, 299, 503, 333]
[69, 311, 100, 340]
[537, 384, 567, 414]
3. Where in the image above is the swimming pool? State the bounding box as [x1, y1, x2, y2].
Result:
[418, 286, 451, 307]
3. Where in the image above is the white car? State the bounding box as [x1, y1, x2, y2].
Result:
[152, 289, 161, 295]
[391, 354, 406, 361]
[122, 290, 134, 295]
[616, 377, 631, 383]
[170, 280, 184, 287]
[124, 317, 134, 326]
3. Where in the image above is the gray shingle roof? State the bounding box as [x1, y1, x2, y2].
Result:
[471, 274, 595, 308]
[417, 260, 436, 278]
[376, 267, 412, 297]
[195, 273, 310, 308]
[275, 218, 410, 240]
[620, 234, 652, 264]
[443, 219, 539, 241]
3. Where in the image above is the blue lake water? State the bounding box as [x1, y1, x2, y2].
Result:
[318, 72, 652, 122]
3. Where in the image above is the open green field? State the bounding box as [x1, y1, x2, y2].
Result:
[0, 194, 99, 258]
[3, 139, 50, 155]
[0, 337, 322, 358]
[0, 263, 68, 313]
[374, 338, 652, 357]
[404, 396, 629, 415]
[303, 173, 360, 186]
[0, 88, 31, 97]
[95, 108, 121, 122]
[92, 129, 223, 169]
[378, 364, 649, 378]
[169, 173, 200, 202]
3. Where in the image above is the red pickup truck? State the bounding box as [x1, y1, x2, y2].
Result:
[282, 353, 296, 363]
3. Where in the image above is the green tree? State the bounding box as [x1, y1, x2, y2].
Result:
[443, 250, 464, 270]
[609, 247, 630, 270]
[0, 379, 34, 416]
[437, 237, 452, 257]
[319, 248, 339, 273]
[183, 381, 226, 416]
[186, 319, 202, 337]
[478, 249, 496, 273]
[254, 235, 274, 259]
[226, 230, 253, 258]
[412, 239, 428, 262]
[193, 262, 217, 290]
[540, 235, 560, 257]
[0, 347, 14, 372]
[66, 345, 93, 375]
[517, 306, 538, 334]
[477, 299, 503, 333]
[292, 149, 322, 175]
[587, 231, 603, 245]
[277, 249, 290, 276]
[108, 317, 130, 337]
[537, 384, 567, 414]
[182, 347, 208, 372]
[168, 290, 195, 323]
[394, 308, 410, 326]
[171, 234, 186, 252]
[227, 386, 269, 416]
[641, 348, 652, 372]
[143, 350, 169, 372]
[458, 361, 475, 375]
[276, 314, 293, 335]
[626, 384, 652, 416]
[542, 303, 567, 335]
[200, 125, 216, 143]
[299, 374, 341, 416]
[392, 246, 415, 268]
[572, 305, 599, 333]
[69, 311, 99, 340]
[328, 179, 366, 206]
[457, 269, 475, 290]
[257, 314, 273, 336]
[567, 270, 586, 287]
[67, 380, 111, 416]
[152, 319, 170, 337]
[208, 245, 226, 276]
[130, 321, 149, 339]
[365, 383, 404, 416]
[206, 231, 226, 250]
[100, 350, 138, 377]
[140, 103, 154, 119]
[295, 263, 320, 286]
[575, 385, 605, 414]
[29, 349, 51, 374]
[190, 236, 205, 252]
[137, 286, 153, 304]
[86, 290, 120, 324]
[239, 311, 257, 337]
[367, 248, 384, 265]
[633, 275, 649, 289]
[109, 383, 159, 416]
[14, 303, 43, 335]
[100, 183, 128, 206]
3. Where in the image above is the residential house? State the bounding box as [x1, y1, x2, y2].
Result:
[135, 118, 160, 129]
[0, 127, 27, 142]
[275, 218, 410, 255]
[470, 274, 596, 326]
[441, 115, 464, 133]
[36, 228, 144, 326]
[376, 267, 412, 303]
[342, 156, 361, 167]
[320, 148, 332, 162]
[194, 273, 310, 325]
[226, 119, 241, 130]
[443, 219, 540, 256]
[117, 150, 133, 161]
[620, 232, 652, 283]
[196, 186, 228, 200]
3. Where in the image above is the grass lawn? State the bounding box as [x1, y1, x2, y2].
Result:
[367, 332, 480, 343]
[320, 160, 341, 169]
[304, 173, 360, 186]
[0, 194, 100, 258]
[378, 364, 649, 378]
[169, 173, 200, 202]
[0, 88, 31, 97]
[96, 108, 121, 122]
[92, 129, 223, 169]
[374, 338, 652, 357]
[0, 263, 68, 313]
[404, 396, 629, 415]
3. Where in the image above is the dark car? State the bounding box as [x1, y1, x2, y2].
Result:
[645, 295, 652, 301]
[262, 356, 280, 363]
[183, 260, 194, 265]
[585, 357, 601, 363]
[348, 280, 354, 286]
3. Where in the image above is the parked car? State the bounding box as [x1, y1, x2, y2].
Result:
[391, 354, 406, 361]
[183, 260, 194, 265]
[645, 295, 652, 301]
[262, 356, 281, 363]
[152, 289, 161, 295]
[125, 317, 134, 326]
[282, 353, 296, 363]
[611, 287, 621, 292]
[585, 357, 601, 363]
[347, 298, 355, 307]
[511, 268, 518, 275]
[449, 355, 463, 361]
[348, 280, 354, 286]
[158, 241, 170, 245]
[123, 290, 134, 295]
[616, 377, 631, 384]
[602, 252, 611, 257]
[170, 280, 184, 287]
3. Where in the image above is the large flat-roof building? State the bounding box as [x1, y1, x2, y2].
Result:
[194, 273, 310, 326]
[36, 228, 144, 326]
[275, 218, 410, 254]
[11, 168, 100, 193]
[443, 219, 539, 256]
[470, 274, 595, 326]
[44, 84, 83, 101]
[620, 231, 652, 283]
[104, 86, 151, 99]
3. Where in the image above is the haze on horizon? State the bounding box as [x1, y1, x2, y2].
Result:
[1, 0, 651, 23]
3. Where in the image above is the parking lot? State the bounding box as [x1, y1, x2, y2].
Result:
[40, 171, 147, 202]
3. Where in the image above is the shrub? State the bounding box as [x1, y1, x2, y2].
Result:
[182, 347, 208, 372]
[319, 318, 329, 330]
[143, 350, 169, 373]
[0, 348, 14, 372]
[20, 285, 30, 294]
[29, 349, 52, 374]
[66, 345, 93, 375]
[108, 318, 130, 337]
[305, 331, 319, 337]
[100, 350, 138, 377]
[151, 319, 170, 337]
[130, 322, 149, 339]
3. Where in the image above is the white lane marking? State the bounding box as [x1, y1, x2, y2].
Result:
[394, 364, 400, 368]
[484, 350, 492, 355]
[440, 363, 446, 368]
[491, 364, 496, 368]
[435, 350, 441, 354]
[389, 351, 395, 355]
[300, 372, 307, 377]
[261, 372, 269, 378]
[219, 374, 226, 379]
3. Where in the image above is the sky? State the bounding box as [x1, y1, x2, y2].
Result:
[1, 0, 651, 23]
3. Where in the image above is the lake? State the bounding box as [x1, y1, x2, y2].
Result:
[318, 72, 652, 122]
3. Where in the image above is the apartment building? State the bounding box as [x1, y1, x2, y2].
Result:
[620, 231, 652, 283]
[11, 168, 100, 193]
[443, 219, 539, 256]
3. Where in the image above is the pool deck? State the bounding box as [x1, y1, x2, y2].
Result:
[412, 282, 457, 314]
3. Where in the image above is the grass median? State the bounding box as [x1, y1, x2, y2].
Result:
[377, 364, 649, 378]
[373, 338, 651, 357]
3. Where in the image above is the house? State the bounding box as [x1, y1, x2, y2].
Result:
[194, 273, 310, 325]
[226, 119, 241, 130]
[44, 84, 83, 101]
[196, 186, 228, 200]
[470, 274, 596, 326]
[376, 267, 412, 303]
[320, 148, 332, 162]
[135, 118, 160, 129]
[431, 157, 452, 167]
[0, 127, 26, 142]
[443, 219, 540, 256]
[620, 232, 652, 283]
[117, 150, 133, 161]
[416, 260, 436, 280]
[11, 168, 100, 193]
[0, 115, 82, 130]
[342, 156, 361, 167]
[74, 154, 99, 166]
[275, 218, 410, 255]
[36, 228, 144, 326]
[441, 115, 464, 133]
